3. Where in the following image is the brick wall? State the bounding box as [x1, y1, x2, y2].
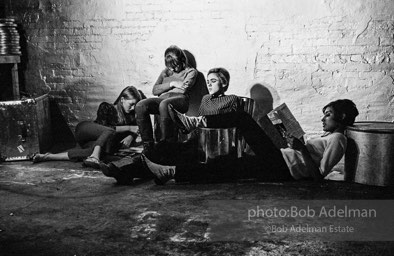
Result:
[6, 0, 394, 132]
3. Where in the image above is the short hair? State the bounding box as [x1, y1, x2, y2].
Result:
[323, 99, 359, 126]
[207, 67, 230, 92]
[164, 45, 187, 70]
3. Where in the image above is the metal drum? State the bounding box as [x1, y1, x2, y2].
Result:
[197, 127, 242, 164]
[239, 97, 255, 153]
[345, 122, 394, 186]
[239, 97, 255, 116]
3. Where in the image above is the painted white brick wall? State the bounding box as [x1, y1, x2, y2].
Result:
[9, 0, 394, 132]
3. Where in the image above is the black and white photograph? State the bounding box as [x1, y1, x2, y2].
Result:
[1, 0, 394, 255]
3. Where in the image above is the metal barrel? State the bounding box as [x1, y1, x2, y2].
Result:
[345, 121, 394, 186]
[197, 127, 242, 164]
[239, 97, 255, 153]
[239, 97, 255, 116]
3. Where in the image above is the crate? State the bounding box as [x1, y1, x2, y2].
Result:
[0, 94, 52, 161]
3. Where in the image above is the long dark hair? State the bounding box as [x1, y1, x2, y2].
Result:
[114, 86, 146, 125]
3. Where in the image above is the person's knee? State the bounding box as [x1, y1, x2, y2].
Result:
[103, 129, 116, 137]
[159, 101, 170, 118]
[135, 100, 148, 117]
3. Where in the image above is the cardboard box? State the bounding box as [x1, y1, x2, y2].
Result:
[0, 94, 52, 161]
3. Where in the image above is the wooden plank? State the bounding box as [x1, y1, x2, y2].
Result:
[0, 55, 21, 64]
[11, 63, 20, 99]
[0, 55, 21, 99]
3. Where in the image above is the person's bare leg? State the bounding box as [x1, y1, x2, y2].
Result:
[82, 145, 102, 169]
[89, 145, 101, 160]
[32, 152, 69, 163]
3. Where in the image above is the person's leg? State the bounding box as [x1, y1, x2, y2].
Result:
[33, 121, 115, 164]
[71, 122, 116, 167]
[88, 129, 115, 156]
[168, 104, 206, 134]
[158, 95, 188, 142]
[143, 152, 243, 185]
[74, 121, 114, 147]
[175, 156, 243, 184]
[32, 152, 69, 163]
[237, 154, 293, 181]
[144, 154, 293, 185]
[205, 111, 289, 171]
[100, 154, 153, 184]
[135, 98, 162, 149]
[153, 135, 198, 165]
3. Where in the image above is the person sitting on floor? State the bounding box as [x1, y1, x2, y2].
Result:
[32, 86, 145, 169]
[99, 67, 237, 184]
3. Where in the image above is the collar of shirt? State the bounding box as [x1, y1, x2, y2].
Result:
[210, 93, 225, 99]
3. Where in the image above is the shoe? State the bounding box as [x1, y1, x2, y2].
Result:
[142, 141, 164, 163]
[168, 104, 194, 134]
[100, 162, 133, 185]
[142, 142, 155, 155]
[31, 152, 50, 163]
[141, 154, 175, 185]
[82, 156, 101, 169]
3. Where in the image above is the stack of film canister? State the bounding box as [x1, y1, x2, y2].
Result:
[0, 18, 21, 55]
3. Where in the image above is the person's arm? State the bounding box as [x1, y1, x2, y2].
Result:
[290, 137, 323, 181]
[317, 134, 347, 178]
[153, 68, 198, 96]
[115, 125, 139, 133]
[176, 68, 197, 92]
[152, 68, 172, 96]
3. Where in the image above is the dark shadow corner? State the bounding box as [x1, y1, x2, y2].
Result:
[49, 98, 76, 153]
[183, 49, 208, 116]
[183, 49, 197, 69]
[17, 23, 29, 98]
[249, 83, 274, 119]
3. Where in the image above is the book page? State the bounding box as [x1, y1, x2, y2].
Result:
[273, 103, 305, 139]
[257, 115, 288, 149]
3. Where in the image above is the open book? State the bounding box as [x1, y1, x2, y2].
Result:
[259, 103, 305, 149]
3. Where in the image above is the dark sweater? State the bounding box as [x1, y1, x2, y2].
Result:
[198, 94, 241, 116]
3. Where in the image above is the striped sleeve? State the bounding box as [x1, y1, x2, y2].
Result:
[198, 95, 240, 116]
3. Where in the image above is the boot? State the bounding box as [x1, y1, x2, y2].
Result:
[100, 162, 133, 185]
[168, 104, 206, 134]
[141, 154, 175, 185]
[142, 141, 155, 154]
[160, 117, 177, 142]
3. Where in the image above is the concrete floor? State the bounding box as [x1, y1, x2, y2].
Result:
[1, 160, 394, 256]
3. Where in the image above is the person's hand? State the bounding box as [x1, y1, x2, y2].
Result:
[288, 136, 306, 151]
[162, 68, 171, 77]
[170, 81, 185, 89]
[120, 135, 134, 148]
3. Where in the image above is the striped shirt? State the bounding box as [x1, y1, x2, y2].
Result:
[198, 94, 241, 116]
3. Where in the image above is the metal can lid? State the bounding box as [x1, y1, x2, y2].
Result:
[347, 121, 394, 133]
